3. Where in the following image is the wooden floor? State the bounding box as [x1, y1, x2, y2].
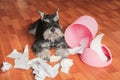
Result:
[0, 0, 120, 80]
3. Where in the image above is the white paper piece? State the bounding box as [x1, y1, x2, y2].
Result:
[1, 62, 12, 72]
[50, 55, 62, 62]
[28, 58, 48, 80]
[60, 58, 73, 74]
[28, 58, 60, 79]
[33, 69, 47, 80]
[90, 33, 108, 62]
[68, 37, 89, 54]
[7, 49, 22, 59]
[14, 45, 30, 69]
[34, 75, 46, 80]
[68, 46, 84, 54]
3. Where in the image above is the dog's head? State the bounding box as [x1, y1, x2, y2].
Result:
[38, 8, 64, 41]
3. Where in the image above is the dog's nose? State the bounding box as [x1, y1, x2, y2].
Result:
[50, 28, 55, 32]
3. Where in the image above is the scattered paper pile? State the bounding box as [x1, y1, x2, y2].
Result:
[1, 45, 73, 80]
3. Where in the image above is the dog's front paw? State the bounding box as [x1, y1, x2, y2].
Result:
[36, 49, 50, 61]
[55, 49, 69, 58]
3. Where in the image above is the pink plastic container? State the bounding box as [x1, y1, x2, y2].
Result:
[65, 15, 112, 67]
[65, 16, 98, 48]
[80, 45, 112, 67]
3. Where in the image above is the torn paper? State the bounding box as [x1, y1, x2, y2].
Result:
[7, 45, 30, 70]
[14, 45, 30, 69]
[68, 46, 84, 54]
[4, 44, 74, 80]
[28, 58, 60, 79]
[60, 58, 73, 74]
[34, 75, 46, 80]
[33, 69, 47, 80]
[1, 62, 12, 72]
[68, 37, 89, 54]
[28, 59, 48, 80]
[90, 33, 108, 62]
[7, 49, 22, 59]
[50, 55, 62, 62]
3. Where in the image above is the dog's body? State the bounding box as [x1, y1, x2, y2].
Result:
[29, 9, 69, 60]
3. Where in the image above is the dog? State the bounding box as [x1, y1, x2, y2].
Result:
[29, 8, 69, 61]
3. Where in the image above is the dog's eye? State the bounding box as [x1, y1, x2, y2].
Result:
[43, 19, 50, 23]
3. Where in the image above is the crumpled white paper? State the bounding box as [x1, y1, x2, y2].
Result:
[4, 44, 74, 80]
[7, 45, 30, 69]
[68, 37, 89, 54]
[60, 58, 73, 74]
[50, 55, 62, 62]
[90, 33, 108, 62]
[28, 58, 60, 80]
[1, 62, 12, 72]
[7, 49, 22, 59]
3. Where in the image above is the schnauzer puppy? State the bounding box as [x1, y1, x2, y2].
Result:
[29, 8, 69, 60]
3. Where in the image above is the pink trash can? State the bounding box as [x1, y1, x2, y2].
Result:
[65, 16, 112, 67]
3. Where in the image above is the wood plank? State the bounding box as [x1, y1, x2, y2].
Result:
[0, 0, 120, 80]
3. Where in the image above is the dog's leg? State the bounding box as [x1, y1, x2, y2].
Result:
[32, 40, 51, 61]
[36, 49, 50, 61]
[55, 42, 69, 58]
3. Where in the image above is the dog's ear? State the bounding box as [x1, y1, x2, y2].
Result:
[38, 11, 45, 20]
[53, 8, 59, 21]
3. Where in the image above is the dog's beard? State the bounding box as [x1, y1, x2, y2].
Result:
[43, 28, 63, 41]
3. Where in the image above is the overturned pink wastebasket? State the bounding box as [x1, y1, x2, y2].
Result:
[65, 16, 112, 67]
